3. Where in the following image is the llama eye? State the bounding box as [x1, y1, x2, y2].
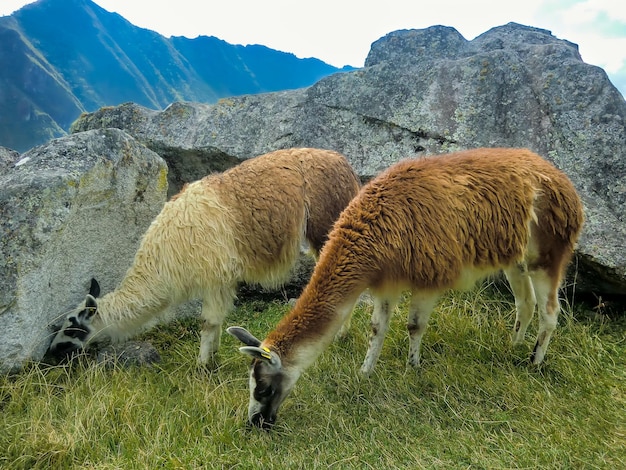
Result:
[255, 385, 274, 399]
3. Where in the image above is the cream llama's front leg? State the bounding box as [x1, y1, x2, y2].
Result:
[198, 290, 234, 365]
[199, 324, 221, 364]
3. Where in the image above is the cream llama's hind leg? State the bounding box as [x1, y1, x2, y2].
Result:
[360, 295, 398, 375]
[334, 296, 361, 341]
[529, 270, 561, 365]
[504, 263, 537, 346]
[406, 292, 439, 368]
[335, 297, 360, 339]
[198, 288, 235, 365]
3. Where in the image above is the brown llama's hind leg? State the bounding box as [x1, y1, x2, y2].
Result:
[528, 270, 560, 365]
[528, 242, 574, 365]
[406, 292, 440, 370]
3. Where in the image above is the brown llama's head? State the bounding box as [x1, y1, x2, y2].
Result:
[227, 326, 301, 430]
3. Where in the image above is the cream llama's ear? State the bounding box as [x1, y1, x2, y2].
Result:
[80, 294, 98, 320]
[89, 278, 101, 298]
[227, 326, 261, 347]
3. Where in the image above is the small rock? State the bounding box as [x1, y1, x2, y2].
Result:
[96, 341, 161, 369]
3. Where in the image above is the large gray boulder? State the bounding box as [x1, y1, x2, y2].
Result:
[0, 146, 20, 172]
[71, 23, 626, 297]
[0, 128, 167, 373]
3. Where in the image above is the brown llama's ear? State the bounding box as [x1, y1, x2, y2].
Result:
[227, 326, 261, 347]
[239, 346, 281, 368]
[89, 278, 100, 298]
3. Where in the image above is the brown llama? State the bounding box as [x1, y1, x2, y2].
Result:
[229, 147, 584, 428]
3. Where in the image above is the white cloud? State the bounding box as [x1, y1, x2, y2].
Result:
[564, 0, 626, 24]
[577, 36, 626, 73]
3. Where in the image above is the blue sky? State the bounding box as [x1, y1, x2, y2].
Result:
[2, 0, 625, 97]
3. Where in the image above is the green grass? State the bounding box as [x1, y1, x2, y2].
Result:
[1, 286, 624, 469]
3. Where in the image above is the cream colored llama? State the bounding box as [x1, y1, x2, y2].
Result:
[48, 148, 360, 364]
[228, 148, 584, 428]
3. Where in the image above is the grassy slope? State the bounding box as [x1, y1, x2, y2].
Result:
[1, 286, 624, 469]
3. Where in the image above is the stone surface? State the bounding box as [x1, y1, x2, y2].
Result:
[0, 128, 168, 373]
[0, 146, 20, 172]
[96, 341, 161, 369]
[71, 23, 626, 296]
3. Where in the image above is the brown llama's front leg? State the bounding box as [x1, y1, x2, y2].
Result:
[406, 292, 438, 369]
[360, 296, 397, 375]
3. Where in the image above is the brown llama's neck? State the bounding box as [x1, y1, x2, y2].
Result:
[265, 234, 369, 363]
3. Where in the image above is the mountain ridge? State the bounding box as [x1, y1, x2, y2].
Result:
[0, 0, 352, 152]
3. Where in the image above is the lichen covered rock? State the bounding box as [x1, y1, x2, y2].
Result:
[0, 128, 167, 373]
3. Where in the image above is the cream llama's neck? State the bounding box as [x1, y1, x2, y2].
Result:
[90, 271, 172, 342]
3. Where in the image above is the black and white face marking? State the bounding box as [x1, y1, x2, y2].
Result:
[48, 294, 98, 360]
[227, 326, 299, 430]
[248, 359, 286, 429]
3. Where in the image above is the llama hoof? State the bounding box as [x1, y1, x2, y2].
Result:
[408, 359, 421, 369]
[197, 354, 221, 371]
[530, 342, 546, 365]
[334, 328, 350, 341]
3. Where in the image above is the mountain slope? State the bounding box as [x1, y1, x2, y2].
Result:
[0, 0, 350, 152]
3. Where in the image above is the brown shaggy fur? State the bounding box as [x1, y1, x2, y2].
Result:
[48, 148, 361, 364]
[264, 148, 583, 369]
